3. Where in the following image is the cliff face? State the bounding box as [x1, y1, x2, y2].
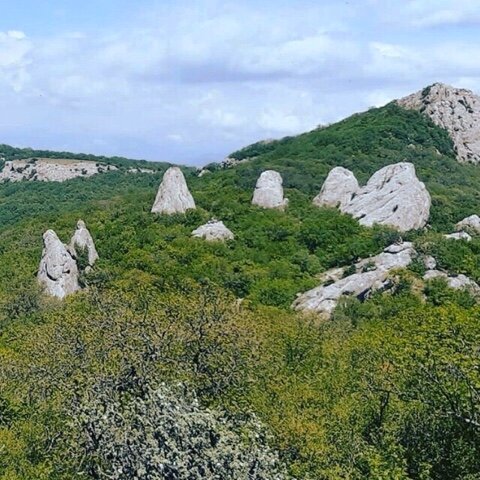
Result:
[397, 83, 480, 164]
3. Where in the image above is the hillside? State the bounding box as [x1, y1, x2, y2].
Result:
[0, 95, 479, 479]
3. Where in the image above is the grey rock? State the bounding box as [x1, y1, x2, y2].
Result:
[423, 270, 480, 295]
[423, 255, 437, 270]
[70, 220, 99, 266]
[252, 170, 288, 210]
[313, 167, 359, 209]
[293, 242, 415, 316]
[456, 214, 480, 234]
[444, 231, 472, 241]
[192, 220, 234, 242]
[343, 162, 431, 232]
[151, 167, 196, 215]
[37, 230, 80, 299]
[398, 83, 480, 164]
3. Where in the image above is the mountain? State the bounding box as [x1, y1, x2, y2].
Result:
[0, 85, 479, 479]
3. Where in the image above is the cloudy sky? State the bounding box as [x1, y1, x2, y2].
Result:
[0, 0, 479, 165]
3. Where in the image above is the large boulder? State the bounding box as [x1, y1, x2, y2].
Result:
[313, 167, 359, 209]
[343, 162, 431, 231]
[69, 220, 99, 266]
[456, 214, 480, 234]
[151, 167, 196, 214]
[252, 170, 288, 210]
[192, 220, 234, 242]
[293, 242, 415, 316]
[37, 230, 80, 299]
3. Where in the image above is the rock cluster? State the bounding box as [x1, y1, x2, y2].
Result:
[456, 214, 480, 234]
[151, 167, 196, 215]
[293, 242, 416, 316]
[423, 270, 480, 295]
[192, 220, 234, 242]
[70, 220, 99, 266]
[314, 162, 431, 232]
[252, 170, 288, 210]
[397, 83, 480, 164]
[37, 230, 80, 299]
[0, 158, 117, 182]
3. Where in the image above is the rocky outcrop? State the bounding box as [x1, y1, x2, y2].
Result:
[69, 220, 99, 266]
[293, 242, 415, 316]
[252, 170, 288, 210]
[423, 270, 480, 295]
[151, 167, 196, 215]
[444, 231, 472, 241]
[0, 158, 117, 182]
[456, 214, 480, 234]
[192, 220, 234, 242]
[397, 83, 480, 164]
[312, 167, 359, 209]
[37, 230, 80, 299]
[315, 163, 430, 232]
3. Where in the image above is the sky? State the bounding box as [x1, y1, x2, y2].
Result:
[1, 0, 480, 166]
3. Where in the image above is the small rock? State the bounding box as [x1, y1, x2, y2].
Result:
[192, 220, 234, 242]
[252, 170, 288, 210]
[444, 231, 472, 241]
[455, 214, 480, 234]
[423, 270, 480, 295]
[313, 167, 359, 209]
[423, 255, 437, 270]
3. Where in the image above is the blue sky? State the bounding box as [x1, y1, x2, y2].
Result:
[0, 0, 480, 165]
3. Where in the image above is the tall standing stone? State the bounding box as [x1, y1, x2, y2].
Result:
[151, 167, 196, 214]
[252, 170, 288, 210]
[69, 220, 99, 266]
[313, 166, 359, 209]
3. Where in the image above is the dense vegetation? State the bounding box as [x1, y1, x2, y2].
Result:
[0, 103, 479, 479]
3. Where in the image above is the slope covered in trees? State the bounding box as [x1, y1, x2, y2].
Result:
[0, 103, 479, 479]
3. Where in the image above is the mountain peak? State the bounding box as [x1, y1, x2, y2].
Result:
[397, 83, 480, 163]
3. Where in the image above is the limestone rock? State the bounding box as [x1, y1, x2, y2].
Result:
[252, 170, 288, 210]
[37, 230, 80, 299]
[444, 231, 472, 241]
[151, 167, 196, 214]
[397, 83, 480, 164]
[423, 255, 437, 270]
[343, 162, 431, 232]
[293, 242, 415, 316]
[192, 220, 234, 242]
[0, 158, 117, 182]
[313, 167, 359, 209]
[70, 220, 99, 266]
[456, 214, 480, 234]
[423, 270, 480, 295]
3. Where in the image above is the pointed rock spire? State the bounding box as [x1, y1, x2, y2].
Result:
[252, 170, 288, 210]
[151, 167, 196, 214]
[313, 167, 359, 209]
[37, 229, 80, 299]
[70, 220, 99, 266]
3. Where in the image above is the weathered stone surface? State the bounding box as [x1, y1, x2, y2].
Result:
[456, 214, 480, 234]
[293, 242, 415, 316]
[151, 167, 196, 214]
[343, 162, 431, 232]
[70, 220, 99, 266]
[423, 255, 437, 270]
[423, 270, 480, 295]
[192, 220, 234, 242]
[0, 158, 117, 182]
[252, 170, 288, 210]
[313, 167, 359, 209]
[397, 83, 480, 164]
[37, 230, 80, 299]
[444, 231, 472, 241]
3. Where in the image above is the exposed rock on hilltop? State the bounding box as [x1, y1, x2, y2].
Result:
[37, 230, 80, 299]
[151, 167, 196, 215]
[397, 83, 480, 163]
[252, 170, 288, 210]
[69, 220, 99, 266]
[314, 162, 431, 232]
[192, 220, 234, 242]
[0, 158, 117, 182]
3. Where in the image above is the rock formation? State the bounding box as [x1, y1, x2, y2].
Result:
[69, 220, 99, 266]
[0, 158, 117, 182]
[252, 170, 288, 210]
[456, 214, 480, 234]
[315, 163, 431, 232]
[293, 242, 415, 316]
[397, 83, 480, 164]
[37, 230, 80, 299]
[151, 167, 196, 214]
[312, 167, 359, 209]
[191, 220, 234, 242]
[423, 270, 480, 295]
[444, 231, 472, 241]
